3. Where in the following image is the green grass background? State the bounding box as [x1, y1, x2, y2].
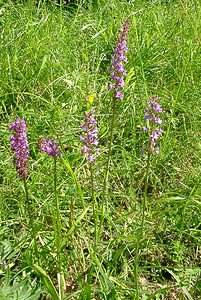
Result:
[0, 0, 201, 299]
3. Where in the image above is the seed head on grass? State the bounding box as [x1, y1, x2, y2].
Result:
[9, 118, 30, 180]
[109, 18, 130, 100]
[80, 109, 100, 163]
[38, 137, 62, 157]
[143, 96, 163, 153]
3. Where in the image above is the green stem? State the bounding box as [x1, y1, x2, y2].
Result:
[53, 157, 64, 300]
[133, 238, 139, 299]
[53, 157, 62, 272]
[23, 178, 39, 262]
[100, 98, 116, 229]
[141, 148, 151, 229]
[89, 163, 98, 253]
[59, 0, 63, 24]
[134, 141, 152, 299]
[70, 195, 74, 229]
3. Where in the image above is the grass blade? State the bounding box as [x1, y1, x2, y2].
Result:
[61, 157, 85, 209]
[32, 264, 60, 300]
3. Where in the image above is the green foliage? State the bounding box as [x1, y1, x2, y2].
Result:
[0, 0, 201, 299]
[32, 264, 60, 300]
[0, 269, 42, 300]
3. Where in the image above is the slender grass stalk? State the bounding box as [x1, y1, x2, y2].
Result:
[104, 98, 116, 189]
[133, 145, 151, 299]
[61, 157, 85, 209]
[100, 98, 116, 227]
[70, 195, 75, 228]
[133, 238, 139, 299]
[53, 157, 65, 300]
[134, 97, 163, 297]
[141, 147, 151, 228]
[100, 18, 130, 232]
[53, 157, 62, 272]
[69, 195, 75, 244]
[23, 178, 39, 262]
[59, 0, 64, 26]
[38, 137, 64, 298]
[89, 163, 98, 253]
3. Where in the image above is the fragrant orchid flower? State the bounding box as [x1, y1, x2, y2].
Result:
[80, 109, 99, 163]
[109, 18, 130, 100]
[143, 96, 163, 153]
[9, 118, 30, 179]
[38, 137, 62, 157]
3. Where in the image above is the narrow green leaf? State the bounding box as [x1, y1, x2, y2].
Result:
[32, 264, 60, 300]
[61, 157, 85, 209]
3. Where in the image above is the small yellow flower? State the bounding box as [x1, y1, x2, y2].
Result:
[86, 95, 95, 104]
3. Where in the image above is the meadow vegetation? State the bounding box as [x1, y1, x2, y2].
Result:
[0, 0, 201, 299]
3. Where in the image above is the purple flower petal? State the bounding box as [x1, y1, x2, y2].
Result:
[142, 126, 148, 131]
[115, 91, 124, 99]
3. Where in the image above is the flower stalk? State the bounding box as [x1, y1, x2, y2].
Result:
[142, 96, 163, 217]
[9, 118, 39, 261]
[80, 108, 99, 251]
[38, 137, 64, 298]
[102, 19, 130, 222]
[89, 163, 98, 252]
[23, 178, 40, 261]
[134, 97, 163, 297]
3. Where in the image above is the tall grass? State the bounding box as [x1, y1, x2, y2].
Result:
[0, 0, 201, 299]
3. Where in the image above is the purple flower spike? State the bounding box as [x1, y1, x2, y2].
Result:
[38, 138, 62, 157]
[9, 118, 30, 179]
[109, 18, 130, 100]
[143, 96, 163, 153]
[80, 109, 99, 163]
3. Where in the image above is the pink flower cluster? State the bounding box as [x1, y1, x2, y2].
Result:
[38, 137, 62, 157]
[80, 109, 100, 163]
[109, 19, 130, 100]
[9, 118, 30, 179]
[143, 96, 163, 153]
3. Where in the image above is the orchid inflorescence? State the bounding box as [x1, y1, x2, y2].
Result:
[9, 118, 63, 178]
[9, 118, 30, 180]
[109, 18, 130, 100]
[80, 109, 100, 163]
[143, 96, 163, 153]
[38, 137, 62, 157]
